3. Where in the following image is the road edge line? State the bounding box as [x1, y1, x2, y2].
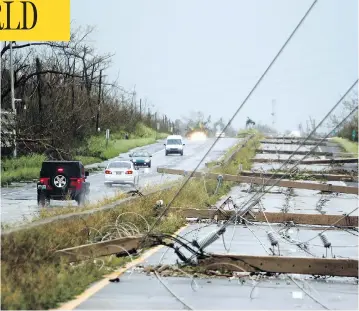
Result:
[53, 224, 188, 311]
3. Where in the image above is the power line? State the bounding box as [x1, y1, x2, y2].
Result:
[220, 101, 358, 232]
[238, 79, 358, 212]
[179, 104, 358, 265]
[303, 206, 359, 244]
[143, 0, 319, 238]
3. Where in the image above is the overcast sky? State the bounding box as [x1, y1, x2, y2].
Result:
[71, 0, 358, 132]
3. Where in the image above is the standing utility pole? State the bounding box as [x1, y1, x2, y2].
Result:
[10, 42, 17, 158]
[139, 98, 142, 119]
[95, 69, 102, 132]
[131, 87, 136, 117]
[271, 99, 276, 129]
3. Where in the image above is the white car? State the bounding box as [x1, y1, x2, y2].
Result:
[104, 161, 139, 186]
[164, 135, 185, 156]
[215, 131, 225, 138]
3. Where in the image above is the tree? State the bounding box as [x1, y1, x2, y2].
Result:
[182, 111, 212, 136]
[1, 26, 172, 157]
[246, 117, 255, 128]
[327, 95, 358, 140]
[212, 117, 225, 133]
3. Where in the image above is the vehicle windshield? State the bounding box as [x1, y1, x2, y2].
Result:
[167, 139, 182, 145]
[108, 162, 131, 169]
[132, 152, 150, 157]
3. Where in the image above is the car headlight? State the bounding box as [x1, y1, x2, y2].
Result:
[145, 159, 149, 162]
[133, 159, 137, 162]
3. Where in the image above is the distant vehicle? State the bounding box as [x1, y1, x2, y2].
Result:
[289, 130, 301, 138]
[37, 160, 90, 207]
[186, 120, 210, 138]
[129, 151, 152, 168]
[104, 161, 139, 186]
[164, 135, 185, 156]
[215, 131, 225, 138]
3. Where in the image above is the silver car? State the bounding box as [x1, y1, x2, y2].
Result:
[104, 161, 139, 186]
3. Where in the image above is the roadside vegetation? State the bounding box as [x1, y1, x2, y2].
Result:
[330, 137, 358, 157]
[1, 122, 168, 185]
[1, 154, 46, 186]
[237, 128, 259, 138]
[1, 133, 260, 310]
[84, 123, 168, 160]
[1, 27, 173, 184]
[326, 96, 358, 157]
[1, 190, 185, 310]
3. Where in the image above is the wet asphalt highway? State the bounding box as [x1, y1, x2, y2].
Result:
[73, 139, 358, 310]
[0, 137, 240, 224]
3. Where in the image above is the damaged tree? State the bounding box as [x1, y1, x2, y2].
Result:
[0, 27, 172, 158]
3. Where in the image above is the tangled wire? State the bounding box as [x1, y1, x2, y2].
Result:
[86, 212, 150, 244]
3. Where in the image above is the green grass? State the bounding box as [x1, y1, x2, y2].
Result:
[237, 128, 259, 138]
[1, 154, 46, 185]
[212, 133, 263, 174]
[1, 191, 185, 310]
[1, 123, 169, 185]
[164, 133, 262, 208]
[0, 134, 260, 310]
[74, 156, 102, 166]
[87, 137, 159, 159]
[330, 137, 358, 157]
[87, 122, 168, 159]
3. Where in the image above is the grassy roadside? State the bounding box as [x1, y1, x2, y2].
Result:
[1, 190, 185, 310]
[237, 128, 259, 138]
[1, 134, 260, 310]
[1, 123, 168, 185]
[330, 137, 358, 157]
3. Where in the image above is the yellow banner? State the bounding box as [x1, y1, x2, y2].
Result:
[0, 0, 70, 41]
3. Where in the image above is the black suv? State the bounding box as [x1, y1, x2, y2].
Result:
[37, 161, 90, 207]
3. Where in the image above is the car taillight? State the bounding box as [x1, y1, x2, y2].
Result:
[70, 178, 83, 187]
[125, 170, 133, 174]
[57, 168, 64, 173]
[105, 170, 112, 174]
[39, 177, 49, 184]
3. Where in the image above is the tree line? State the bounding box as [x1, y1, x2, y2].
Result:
[173, 111, 239, 137]
[328, 96, 358, 141]
[0, 26, 174, 158]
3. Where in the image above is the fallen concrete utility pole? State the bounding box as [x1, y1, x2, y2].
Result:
[199, 254, 358, 277]
[260, 140, 327, 146]
[55, 234, 358, 277]
[268, 136, 326, 142]
[256, 149, 332, 156]
[271, 168, 358, 177]
[257, 149, 355, 158]
[252, 157, 358, 165]
[157, 168, 358, 195]
[55, 235, 143, 262]
[168, 208, 359, 227]
[239, 170, 356, 182]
